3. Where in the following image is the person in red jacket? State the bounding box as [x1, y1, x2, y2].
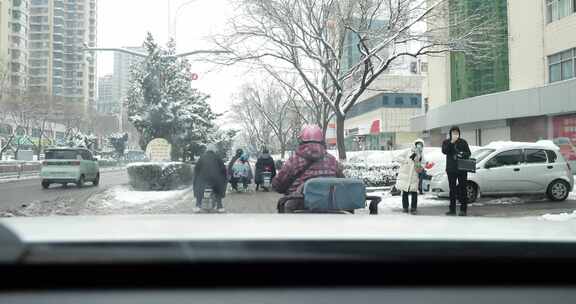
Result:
[273, 125, 344, 213]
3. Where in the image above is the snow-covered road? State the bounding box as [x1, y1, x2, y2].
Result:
[1, 167, 575, 219]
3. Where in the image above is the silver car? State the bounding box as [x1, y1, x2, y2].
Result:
[430, 142, 574, 203]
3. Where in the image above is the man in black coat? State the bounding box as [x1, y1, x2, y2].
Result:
[442, 125, 472, 216]
[254, 147, 276, 191]
[193, 144, 227, 212]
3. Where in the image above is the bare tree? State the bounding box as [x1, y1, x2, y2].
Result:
[231, 86, 274, 153]
[215, 0, 502, 159]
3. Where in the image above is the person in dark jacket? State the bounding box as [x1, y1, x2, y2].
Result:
[227, 148, 243, 179]
[273, 125, 344, 213]
[231, 153, 253, 191]
[193, 144, 227, 212]
[255, 147, 276, 191]
[442, 125, 472, 216]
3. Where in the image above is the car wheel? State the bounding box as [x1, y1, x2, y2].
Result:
[547, 180, 570, 201]
[41, 181, 50, 189]
[77, 175, 85, 188]
[93, 173, 100, 186]
[465, 182, 478, 203]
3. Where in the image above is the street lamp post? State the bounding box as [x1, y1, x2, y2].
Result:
[173, 0, 200, 41]
[82, 44, 230, 59]
[82, 45, 230, 133]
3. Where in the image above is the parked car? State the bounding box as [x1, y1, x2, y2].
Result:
[40, 148, 100, 189]
[430, 141, 574, 203]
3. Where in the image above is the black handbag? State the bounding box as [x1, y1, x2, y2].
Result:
[457, 158, 476, 173]
[455, 143, 476, 173]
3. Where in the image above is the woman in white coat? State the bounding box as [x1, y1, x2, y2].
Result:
[396, 139, 425, 214]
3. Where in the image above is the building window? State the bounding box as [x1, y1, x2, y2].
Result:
[15, 127, 26, 136]
[394, 97, 403, 105]
[410, 97, 418, 105]
[31, 128, 42, 138]
[547, 0, 574, 23]
[382, 96, 389, 105]
[11, 23, 21, 33]
[549, 48, 575, 83]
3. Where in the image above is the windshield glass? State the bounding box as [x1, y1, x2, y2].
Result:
[472, 149, 495, 163]
[0, 0, 575, 247]
[45, 150, 78, 160]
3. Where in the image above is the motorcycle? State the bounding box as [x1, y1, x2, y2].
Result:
[196, 187, 219, 213]
[261, 171, 272, 192]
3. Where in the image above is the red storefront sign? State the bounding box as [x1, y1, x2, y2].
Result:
[370, 120, 380, 134]
[326, 123, 337, 145]
[553, 115, 576, 161]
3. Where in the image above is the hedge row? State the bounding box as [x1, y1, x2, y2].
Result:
[127, 162, 193, 191]
[343, 163, 399, 187]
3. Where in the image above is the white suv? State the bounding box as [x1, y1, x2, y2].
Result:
[431, 141, 574, 202]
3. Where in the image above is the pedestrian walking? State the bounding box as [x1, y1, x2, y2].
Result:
[396, 139, 425, 215]
[442, 125, 472, 216]
[255, 147, 276, 191]
[193, 144, 227, 213]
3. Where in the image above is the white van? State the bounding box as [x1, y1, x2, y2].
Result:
[430, 141, 574, 202]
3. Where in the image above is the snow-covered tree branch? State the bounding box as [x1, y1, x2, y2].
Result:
[214, 0, 504, 159]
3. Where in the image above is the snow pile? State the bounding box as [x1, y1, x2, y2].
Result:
[472, 197, 524, 206]
[541, 211, 576, 221]
[126, 161, 184, 170]
[371, 191, 448, 213]
[98, 185, 193, 209]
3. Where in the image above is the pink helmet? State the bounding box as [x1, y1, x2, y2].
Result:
[299, 125, 324, 144]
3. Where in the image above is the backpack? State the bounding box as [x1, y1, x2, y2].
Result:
[303, 178, 366, 210]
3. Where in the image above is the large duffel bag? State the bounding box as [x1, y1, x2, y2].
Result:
[303, 178, 367, 210]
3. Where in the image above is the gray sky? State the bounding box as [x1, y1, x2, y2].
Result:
[97, 0, 246, 114]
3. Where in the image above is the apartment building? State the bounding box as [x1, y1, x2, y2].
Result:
[28, 0, 96, 110]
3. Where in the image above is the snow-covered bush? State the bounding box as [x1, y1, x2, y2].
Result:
[127, 162, 193, 191]
[343, 163, 398, 187]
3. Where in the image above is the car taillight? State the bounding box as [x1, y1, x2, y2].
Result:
[70, 161, 81, 166]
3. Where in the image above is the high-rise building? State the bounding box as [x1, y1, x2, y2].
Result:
[0, 0, 9, 70]
[0, 0, 29, 95]
[28, 0, 96, 110]
[97, 74, 115, 114]
[112, 46, 144, 133]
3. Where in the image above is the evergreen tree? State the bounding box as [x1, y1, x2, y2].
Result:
[127, 33, 216, 161]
